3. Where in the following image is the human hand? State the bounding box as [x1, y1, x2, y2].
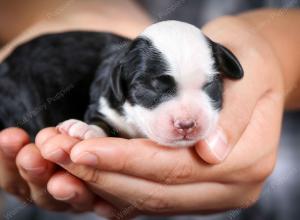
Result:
[1, 128, 123, 216]
[35, 16, 287, 217]
[0, 128, 104, 212]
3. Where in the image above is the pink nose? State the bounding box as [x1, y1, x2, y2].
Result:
[174, 119, 196, 132]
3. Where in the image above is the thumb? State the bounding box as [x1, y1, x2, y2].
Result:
[195, 73, 260, 164]
[195, 127, 231, 164]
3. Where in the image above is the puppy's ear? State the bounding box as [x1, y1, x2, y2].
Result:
[110, 38, 143, 103]
[110, 63, 126, 103]
[207, 37, 244, 79]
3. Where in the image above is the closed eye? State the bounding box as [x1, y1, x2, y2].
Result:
[151, 75, 176, 90]
[202, 81, 213, 90]
[151, 75, 174, 86]
[201, 77, 223, 110]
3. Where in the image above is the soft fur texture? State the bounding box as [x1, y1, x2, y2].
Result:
[0, 21, 243, 147]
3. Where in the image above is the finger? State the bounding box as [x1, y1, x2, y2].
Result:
[35, 127, 80, 164]
[0, 127, 30, 158]
[195, 80, 257, 164]
[54, 161, 133, 209]
[56, 161, 144, 216]
[69, 138, 211, 183]
[16, 143, 69, 211]
[47, 171, 95, 212]
[35, 127, 59, 146]
[60, 166, 259, 214]
[47, 162, 135, 216]
[0, 128, 30, 198]
[68, 137, 226, 184]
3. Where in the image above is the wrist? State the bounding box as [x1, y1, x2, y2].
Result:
[0, 0, 152, 61]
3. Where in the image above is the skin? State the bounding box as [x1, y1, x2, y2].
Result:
[0, 3, 299, 218]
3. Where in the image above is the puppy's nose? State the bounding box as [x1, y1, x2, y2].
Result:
[174, 119, 196, 131]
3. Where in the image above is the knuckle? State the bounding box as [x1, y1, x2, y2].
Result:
[41, 136, 60, 153]
[73, 165, 101, 183]
[164, 162, 193, 184]
[147, 150, 192, 183]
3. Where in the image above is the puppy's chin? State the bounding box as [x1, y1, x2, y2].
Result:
[144, 130, 208, 148]
[157, 139, 198, 148]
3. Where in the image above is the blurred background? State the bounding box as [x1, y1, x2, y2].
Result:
[0, 0, 299, 220]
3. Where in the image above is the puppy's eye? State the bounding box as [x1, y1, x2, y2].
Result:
[151, 75, 174, 89]
[202, 78, 223, 109]
[202, 81, 213, 90]
[202, 81, 218, 97]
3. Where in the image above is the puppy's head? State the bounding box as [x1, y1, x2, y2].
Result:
[112, 21, 243, 147]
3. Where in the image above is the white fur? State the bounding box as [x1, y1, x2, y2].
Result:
[98, 98, 142, 138]
[141, 20, 217, 90]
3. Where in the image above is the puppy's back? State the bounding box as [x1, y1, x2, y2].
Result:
[0, 31, 129, 138]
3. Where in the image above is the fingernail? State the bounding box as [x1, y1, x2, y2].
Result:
[54, 192, 76, 201]
[74, 152, 98, 166]
[205, 129, 230, 161]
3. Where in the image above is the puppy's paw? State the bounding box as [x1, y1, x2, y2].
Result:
[57, 119, 106, 140]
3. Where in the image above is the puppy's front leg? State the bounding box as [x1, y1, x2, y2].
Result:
[57, 119, 107, 140]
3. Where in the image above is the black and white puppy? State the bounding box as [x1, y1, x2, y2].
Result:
[0, 21, 243, 148]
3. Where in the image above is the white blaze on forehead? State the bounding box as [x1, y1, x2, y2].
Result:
[140, 20, 216, 90]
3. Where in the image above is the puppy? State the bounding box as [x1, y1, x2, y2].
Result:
[0, 21, 243, 148]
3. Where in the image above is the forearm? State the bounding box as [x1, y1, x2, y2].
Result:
[239, 9, 300, 110]
[0, 0, 152, 61]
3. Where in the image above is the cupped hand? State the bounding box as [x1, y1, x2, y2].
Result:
[0, 128, 110, 213]
[35, 17, 286, 217]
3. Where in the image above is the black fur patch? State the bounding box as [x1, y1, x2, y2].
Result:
[87, 36, 178, 123]
[202, 75, 223, 110]
[202, 36, 244, 110]
[206, 36, 244, 79]
[0, 63, 9, 76]
[120, 37, 177, 109]
[0, 31, 130, 139]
